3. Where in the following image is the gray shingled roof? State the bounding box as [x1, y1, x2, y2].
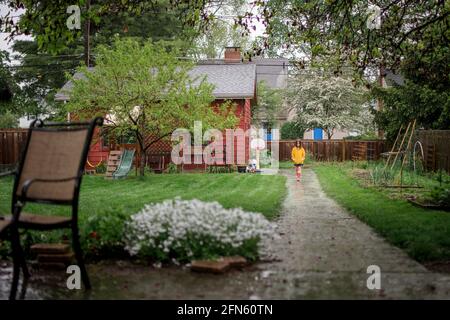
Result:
[197, 58, 289, 90]
[189, 63, 256, 99]
[54, 67, 94, 102]
[254, 58, 288, 89]
[55, 64, 256, 101]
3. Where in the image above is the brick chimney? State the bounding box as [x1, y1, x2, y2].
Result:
[224, 47, 241, 63]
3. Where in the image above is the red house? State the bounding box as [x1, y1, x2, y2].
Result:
[55, 47, 257, 170]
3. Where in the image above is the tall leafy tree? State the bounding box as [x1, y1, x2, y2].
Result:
[10, 40, 83, 119]
[191, 0, 250, 59]
[192, 18, 250, 59]
[237, 1, 449, 141]
[0, 49, 23, 126]
[252, 81, 283, 128]
[239, 0, 449, 73]
[1, 0, 215, 54]
[2, 1, 204, 121]
[371, 5, 450, 139]
[373, 82, 450, 140]
[66, 38, 237, 176]
[91, 3, 189, 47]
[0, 51, 13, 103]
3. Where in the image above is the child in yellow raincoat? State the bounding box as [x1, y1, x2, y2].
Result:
[291, 139, 306, 182]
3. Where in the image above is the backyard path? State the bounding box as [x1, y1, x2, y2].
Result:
[1, 168, 450, 299]
[256, 169, 450, 298]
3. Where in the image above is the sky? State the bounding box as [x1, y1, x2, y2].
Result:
[0, 4, 32, 63]
[0, 5, 27, 48]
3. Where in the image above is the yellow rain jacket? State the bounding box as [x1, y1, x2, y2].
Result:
[291, 147, 306, 165]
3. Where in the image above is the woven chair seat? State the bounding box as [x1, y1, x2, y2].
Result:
[17, 213, 72, 229]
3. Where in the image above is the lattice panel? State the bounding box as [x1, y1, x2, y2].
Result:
[147, 139, 172, 154]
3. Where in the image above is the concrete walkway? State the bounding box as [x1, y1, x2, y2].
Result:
[256, 169, 450, 299]
[1, 168, 450, 299]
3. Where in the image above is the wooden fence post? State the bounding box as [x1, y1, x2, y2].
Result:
[342, 140, 346, 161]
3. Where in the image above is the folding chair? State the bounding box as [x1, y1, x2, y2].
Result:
[1, 117, 103, 299]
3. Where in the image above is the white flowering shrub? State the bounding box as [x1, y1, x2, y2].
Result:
[124, 198, 276, 262]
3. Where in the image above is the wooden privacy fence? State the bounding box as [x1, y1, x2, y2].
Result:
[416, 130, 450, 174]
[1, 129, 386, 167]
[0, 129, 28, 168]
[272, 140, 386, 162]
[3, 128, 447, 172]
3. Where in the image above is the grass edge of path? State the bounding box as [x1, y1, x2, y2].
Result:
[313, 164, 450, 264]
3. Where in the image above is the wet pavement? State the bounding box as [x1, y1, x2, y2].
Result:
[1, 168, 450, 299]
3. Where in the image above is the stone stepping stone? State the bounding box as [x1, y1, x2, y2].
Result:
[190, 256, 247, 274]
[221, 256, 248, 268]
[191, 260, 230, 274]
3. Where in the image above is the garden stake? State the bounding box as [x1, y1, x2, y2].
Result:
[400, 120, 416, 171]
[390, 122, 411, 170]
[384, 124, 403, 170]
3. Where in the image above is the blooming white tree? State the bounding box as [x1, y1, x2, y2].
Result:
[286, 73, 372, 139]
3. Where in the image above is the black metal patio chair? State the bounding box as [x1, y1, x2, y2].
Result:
[0, 117, 103, 299]
[0, 171, 29, 300]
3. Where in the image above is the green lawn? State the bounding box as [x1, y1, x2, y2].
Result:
[0, 173, 286, 218]
[314, 163, 450, 263]
[0, 173, 286, 257]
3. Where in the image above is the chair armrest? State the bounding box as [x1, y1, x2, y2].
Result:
[0, 170, 16, 178]
[21, 176, 79, 199]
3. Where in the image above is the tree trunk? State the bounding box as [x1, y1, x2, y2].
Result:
[139, 148, 146, 177]
[139, 108, 147, 176]
[377, 64, 385, 139]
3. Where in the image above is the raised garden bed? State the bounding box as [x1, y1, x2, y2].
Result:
[407, 198, 450, 212]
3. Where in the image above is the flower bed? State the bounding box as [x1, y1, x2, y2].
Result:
[124, 198, 276, 262]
